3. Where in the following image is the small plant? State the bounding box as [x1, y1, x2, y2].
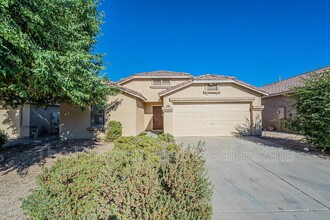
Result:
[157, 133, 176, 144]
[234, 116, 263, 136]
[0, 130, 8, 149]
[104, 120, 122, 142]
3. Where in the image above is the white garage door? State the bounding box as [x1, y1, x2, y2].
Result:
[173, 103, 251, 136]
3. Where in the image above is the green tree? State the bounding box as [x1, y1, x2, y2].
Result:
[0, 0, 117, 108]
[289, 69, 330, 148]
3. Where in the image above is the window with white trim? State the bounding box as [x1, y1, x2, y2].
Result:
[90, 105, 105, 128]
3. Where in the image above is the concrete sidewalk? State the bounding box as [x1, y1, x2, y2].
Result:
[176, 137, 330, 220]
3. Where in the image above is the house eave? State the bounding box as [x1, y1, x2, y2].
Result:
[160, 80, 267, 97]
[262, 90, 294, 98]
[119, 75, 192, 85]
[169, 97, 256, 103]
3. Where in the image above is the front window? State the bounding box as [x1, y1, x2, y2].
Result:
[91, 105, 105, 128]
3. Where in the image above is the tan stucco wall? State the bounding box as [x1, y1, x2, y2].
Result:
[120, 78, 189, 102]
[136, 99, 145, 135]
[162, 83, 264, 135]
[1, 104, 59, 139]
[107, 93, 140, 136]
[261, 95, 295, 131]
[0, 107, 21, 139]
[60, 104, 94, 140]
[60, 94, 145, 139]
[0, 104, 33, 139]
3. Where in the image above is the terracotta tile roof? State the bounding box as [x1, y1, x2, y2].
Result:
[119, 86, 147, 101]
[158, 80, 193, 96]
[159, 74, 267, 96]
[194, 74, 235, 81]
[106, 81, 147, 101]
[260, 66, 330, 96]
[119, 70, 192, 84]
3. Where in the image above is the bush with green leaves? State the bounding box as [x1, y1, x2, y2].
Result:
[114, 136, 178, 163]
[157, 133, 176, 144]
[0, 0, 119, 108]
[0, 130, 8, 148]
[104, 120, 122, 142]
[22, 140, 212, 219]
[289, 70, 330, 148]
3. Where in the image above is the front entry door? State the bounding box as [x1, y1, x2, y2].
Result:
[153, 106, 163, 130]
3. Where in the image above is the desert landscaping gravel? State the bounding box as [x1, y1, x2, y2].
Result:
[0, 138, 112, 220]
[260, 131, 330, 160]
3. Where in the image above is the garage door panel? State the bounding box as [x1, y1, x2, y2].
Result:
[173, 103, 251, 136]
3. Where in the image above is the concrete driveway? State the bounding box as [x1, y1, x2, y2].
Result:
[176, 137, 330, 220]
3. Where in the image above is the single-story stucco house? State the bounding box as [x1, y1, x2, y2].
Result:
[60, 70, 267, 139]
[0, 104, 59, 139]
[260, 66, 329, 131]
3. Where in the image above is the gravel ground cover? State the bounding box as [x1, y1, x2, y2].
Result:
[258, 131, 330, 160]
[0, 138, 113, 220]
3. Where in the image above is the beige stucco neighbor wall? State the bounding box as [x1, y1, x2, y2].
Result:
[120, 79, 189, 102]
[0, 104, 33, 139]
[60, 104, 94, 140]
[162, 83, 264, 136]
[0, 107, 21, 139]
[262, 95, 295, 131]
[1, 104, 60, 139]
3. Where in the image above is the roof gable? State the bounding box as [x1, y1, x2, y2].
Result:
[159, 74, 267, 96]
[194, 74, 235, 81]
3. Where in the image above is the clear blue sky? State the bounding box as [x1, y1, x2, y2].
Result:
[96, 0, 330, 87]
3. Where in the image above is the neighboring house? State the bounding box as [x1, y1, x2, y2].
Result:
[0, 104, 60, 139]
[260, 66, 329, 131]
[60, 70, 267, 139]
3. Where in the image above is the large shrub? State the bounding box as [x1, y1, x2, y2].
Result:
[289, 70, 330, 148]
[104, 120, 122, 142]
[22, 140, 212, 219]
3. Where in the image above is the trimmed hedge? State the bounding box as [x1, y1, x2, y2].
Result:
[104, 120, 122, 142]
[22, 136, 212, 219]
